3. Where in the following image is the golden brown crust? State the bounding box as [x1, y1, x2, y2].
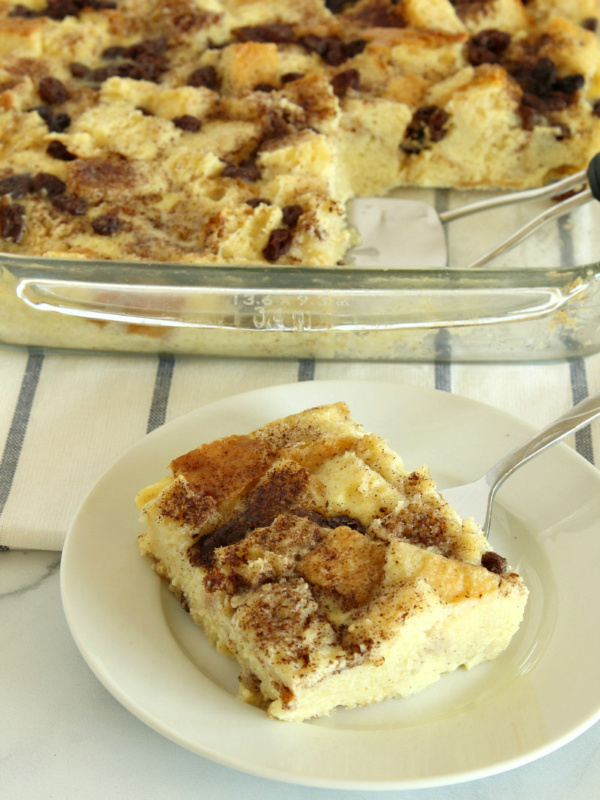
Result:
[171, 434, 276, 502]
[297, 525, 387, 609]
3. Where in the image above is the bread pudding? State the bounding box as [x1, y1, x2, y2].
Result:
[136, 402, 528, 721]
[0, 0, 599, 266]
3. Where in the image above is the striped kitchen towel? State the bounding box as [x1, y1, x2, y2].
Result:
[1, 344, 599, 550]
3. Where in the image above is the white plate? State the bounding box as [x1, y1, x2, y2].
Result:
[61, 380, 600, 790]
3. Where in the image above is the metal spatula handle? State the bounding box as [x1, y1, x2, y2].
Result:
[466, 187, 592, 268]
[439, 167, 589, 223]
[484, 391, 600, 495]
[442, 390, 600, 537]
[441, 152, 600, 269]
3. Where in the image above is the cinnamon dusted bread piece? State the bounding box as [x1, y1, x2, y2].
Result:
[0, 0, 599, 265]
[136, 402, 528, 721]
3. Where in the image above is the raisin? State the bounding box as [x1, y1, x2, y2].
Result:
[299, 33, 330, 58]
[467, 29, 511, 66]
[102, 45, 126, 59]
[26, 0, 116, 18]
[325, 514, 365, 532]
[45, 0, 81, 19]
[69, 62, 91, 79]
[323, 514, 366, 533]
[281, 72, 305, 84]
[233, 24, 295, 44]
[509, 57, 582, 113]
[49, 112, 71, 132]
[47, 140, 77, 161]
[531, 57, 556, 88]
[123, 37, 168, 60]
[261, 110, 290, 141]
[428, 107, 450, 141]
[517, 104, 537, 131]
[31, 172, 66, 196]
[50, 193, 87, 215]
[281, 204, 302, 228]
[553, 74, 585, 94]
[582, 17, 598, 32]
[172, 114, 202, 132]
[520, 91, 549, 111]
[0, 174, 33, 199]
[325, 0, 356, 11]
[187, 65, 218, 90]
[481, 551, 508, 575]
[345, 39, 367, 59]
[87, 38, 170, 84]
[593, 99, 600, 118]
[402, 105, 449, 152]
[117, 58, 165, 83]
[221, 159, 261, 182]
[117, 37, 168, 83]
[294, 510, 366, 533]
[322, 39, 346, 67]
[246, 197, 270, 208]
[0, 203, 25, 243]
[300, 34, 349, 67]
[28, 104, 70, 132]
[331, 68, 360, 97]
[38, 76, 69, 105]
[254, 83, 277, 93]
[92, 214, 121, 235]
[546, 93, 572, 110]
[10, 4, 40, 17]
[263, 228, 293, 262]
[89, 66, 117, 83]
[522, 91, 569, 112]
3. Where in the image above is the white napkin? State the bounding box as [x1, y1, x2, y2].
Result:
[1, 345, 599, 550]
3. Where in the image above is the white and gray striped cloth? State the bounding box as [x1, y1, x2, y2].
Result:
[1, 344, 599, 550]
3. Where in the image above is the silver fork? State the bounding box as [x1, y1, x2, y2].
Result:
[441, 391, 600, 537]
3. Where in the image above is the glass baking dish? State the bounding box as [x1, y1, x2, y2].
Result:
[2, 185, 600, 362]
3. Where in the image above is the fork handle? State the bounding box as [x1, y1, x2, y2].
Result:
[484, 391, 600, 515]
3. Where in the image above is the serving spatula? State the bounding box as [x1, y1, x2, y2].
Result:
[441, 390, 600, 538]
[345, 152, 600, 268]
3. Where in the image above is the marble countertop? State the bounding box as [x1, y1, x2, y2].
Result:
[3, 548, 599, 800]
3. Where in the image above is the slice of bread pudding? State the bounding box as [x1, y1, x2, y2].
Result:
[136, 401, 528, 721]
